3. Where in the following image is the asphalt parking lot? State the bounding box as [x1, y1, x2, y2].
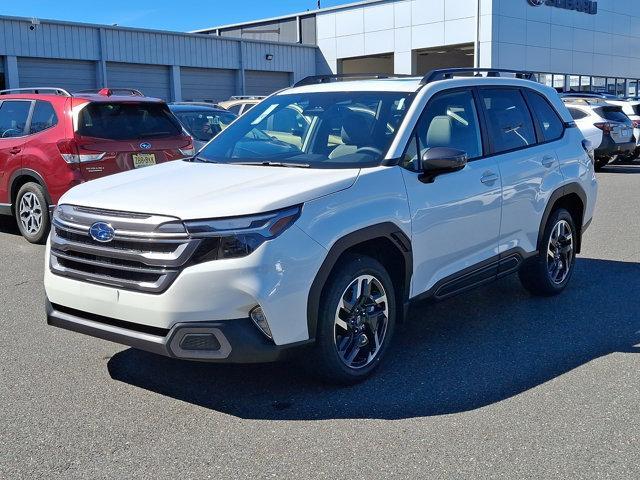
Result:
[1, 165, 640, 479]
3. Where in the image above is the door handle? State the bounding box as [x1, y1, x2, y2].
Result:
[480, 172, 499, 185]
[542, 155, 555, 168]
[9, 147, 21, 155]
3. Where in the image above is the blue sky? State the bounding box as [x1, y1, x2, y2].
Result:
[2, 0, 355, 31]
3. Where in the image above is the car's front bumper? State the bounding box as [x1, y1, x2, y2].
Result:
[44, 224, 328, 346]
[46, 300, 311, 363]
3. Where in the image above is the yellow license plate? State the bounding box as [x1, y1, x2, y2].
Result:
[132, 153, 156, 169]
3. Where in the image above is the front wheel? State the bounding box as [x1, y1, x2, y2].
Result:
[519, 208, 577, 296]
[312, 254, 396, 384]
[15, 182, 50, 244]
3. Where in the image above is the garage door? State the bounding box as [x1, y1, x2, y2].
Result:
[181, 67, 236, 103]
[245, 71, 291, 96]
[106, 63, 170, 100]
[17, 58, 96, 93]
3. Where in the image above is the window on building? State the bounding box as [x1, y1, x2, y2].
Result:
[580, 76, 591, 92]
[606, 78, 617, 95]
[628, 80, 638, 98]
[553, 75, 565, 91]
[0, 100, 32, 138]
[524, 90, 564, 142]
[569, 75, 580, 92]
[479, 88, 536, 153]
[616, 79, 626, 97]
[592, 77, 606, 93]
[29, 101, 58, 134]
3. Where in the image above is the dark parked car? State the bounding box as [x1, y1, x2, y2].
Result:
[169, 103, 237, 150]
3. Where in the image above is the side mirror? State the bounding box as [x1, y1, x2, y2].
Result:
[420, 147, 468, 182]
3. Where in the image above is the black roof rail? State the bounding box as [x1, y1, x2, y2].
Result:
[294, 73, 414, 87]
[75, 88, 145, 97]
[420, 68, 536, 85]
[0, 87, 71, 96]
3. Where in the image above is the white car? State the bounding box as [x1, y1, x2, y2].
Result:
[606, 98, 640, 159]
[45, 69, 598, 384]
[563, 97, 635, 170]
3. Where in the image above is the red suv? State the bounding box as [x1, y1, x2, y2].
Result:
[0, 87, 194, 243]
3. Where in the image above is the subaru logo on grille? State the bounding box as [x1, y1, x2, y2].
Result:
[89, 222, 115, 243]
[140, 142, 152, 150]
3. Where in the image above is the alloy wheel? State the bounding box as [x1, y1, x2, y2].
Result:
[334, 274, 389, 369]
[546, 219, 574, 284]
[19, 192, 43, 236]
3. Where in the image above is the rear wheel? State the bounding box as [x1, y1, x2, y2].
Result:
[519, 208, 577, 296]
[312, 254, 396, 384]
[15, 182, 50, 244]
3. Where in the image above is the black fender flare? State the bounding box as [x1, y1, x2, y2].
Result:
[306, 222, 412, 340]
[9, 168, 52, 205]
[538, 182, 587, 252]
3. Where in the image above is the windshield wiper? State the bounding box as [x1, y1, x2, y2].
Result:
[232, 161, 310, 168]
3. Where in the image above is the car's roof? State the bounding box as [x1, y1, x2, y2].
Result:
[168, 103, 229, 112]
[281, 76, 555, 95]
[0, 92, 165, 103]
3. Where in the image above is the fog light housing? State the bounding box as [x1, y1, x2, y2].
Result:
[250, 306, 273, 340]
[180, 333, 221, 351]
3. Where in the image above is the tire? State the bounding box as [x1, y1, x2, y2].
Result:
[519, 208, 577, 297]
[594, 157, 609, 171]
[312, 254, 396, 384]
[14, 182, 50, 244]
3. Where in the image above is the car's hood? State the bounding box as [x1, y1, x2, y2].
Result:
[59, 160, 360, 219]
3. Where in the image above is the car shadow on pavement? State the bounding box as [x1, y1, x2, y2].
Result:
[107, 257, 640, 420]
[601, 163, 640, 174]
[0, 215, 20, 236]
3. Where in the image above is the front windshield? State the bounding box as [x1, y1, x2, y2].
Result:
[175, 110, 237, 142]
[197, 91, 413, 168]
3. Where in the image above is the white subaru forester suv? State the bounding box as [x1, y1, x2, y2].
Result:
[45, 69, 598, 384]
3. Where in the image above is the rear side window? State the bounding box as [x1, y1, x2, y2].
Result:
[633, 104, 640, 116]
[0, 101, 32, 138]
[595, 106, 632, 125]
[29, 101, 58, 134]
[77, 102, 182, 140]
[524, 91, 564, 142]
[568, 108, 588, 120]
[403, 90, 482, 171]
[480, 89, 536, 154]
[227, 104, 242, 115]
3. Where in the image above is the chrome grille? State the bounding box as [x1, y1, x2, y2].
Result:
[50, 205, 201, 293]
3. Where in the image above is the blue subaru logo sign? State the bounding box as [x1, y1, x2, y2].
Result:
[140, 142, 152, 150]
[89, 222, 115, 243]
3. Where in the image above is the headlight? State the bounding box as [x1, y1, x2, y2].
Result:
[185, 205, 301, 262]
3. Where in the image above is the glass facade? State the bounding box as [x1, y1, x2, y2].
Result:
[533, 72, 640, 99]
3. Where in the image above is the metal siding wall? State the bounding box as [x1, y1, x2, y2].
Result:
[181, 67, 236, 102]
[0, 19, 100, 60]
[102, 28, 241, 69]
[301, 16, 317, 45]
[244, 70, 291, 96]
[106, 62, 170, 99]
[17, 57, 96, 92]
[0, 17, 317, 86]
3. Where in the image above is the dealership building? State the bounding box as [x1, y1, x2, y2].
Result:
[1, 0, 640, 100]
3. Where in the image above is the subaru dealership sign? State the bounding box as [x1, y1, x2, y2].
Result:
[528, 0, 598, 15]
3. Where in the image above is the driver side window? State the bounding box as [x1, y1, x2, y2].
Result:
[402, 90, 483, 171]
[0, 101, 32, 139]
